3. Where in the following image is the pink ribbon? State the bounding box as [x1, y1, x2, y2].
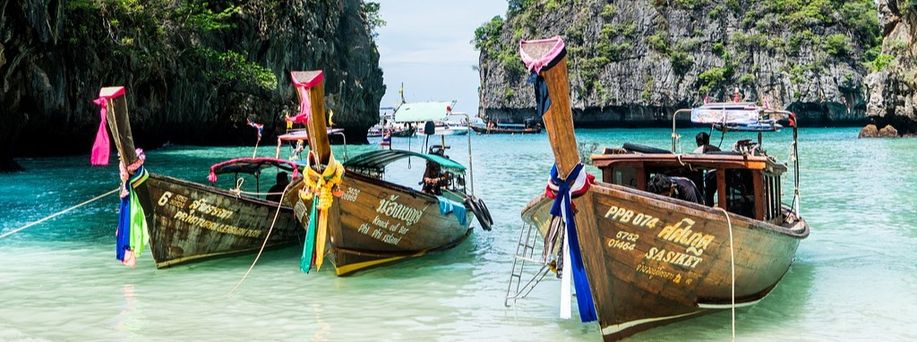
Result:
[519, 36, 566, 74]
[288, 71, 325, 125]
[91, 97, 111, 166]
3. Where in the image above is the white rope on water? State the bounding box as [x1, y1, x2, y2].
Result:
[0, 188, 120, 239]
[226, 182, 292, 296]
[714, 207, 736, 341]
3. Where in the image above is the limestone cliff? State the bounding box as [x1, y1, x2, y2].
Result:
[475, 0, 882, 127]
[865, 0, 917, 136]
[0, 0, 385, 171]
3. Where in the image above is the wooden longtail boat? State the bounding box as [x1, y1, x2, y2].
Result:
[469, 123, 542, 134]
[512, 37, 810, 340]
[285, 70, 492, 276]
[96, 86, 302, 268]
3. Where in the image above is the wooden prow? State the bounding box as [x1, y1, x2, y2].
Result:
[521, 37, 610, 324]
[291, 70, 331, 166]
[520, 38, 579, 177]
[99, 86, 138, 166]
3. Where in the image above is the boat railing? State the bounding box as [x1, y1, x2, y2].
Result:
[671, 108, 692, 152]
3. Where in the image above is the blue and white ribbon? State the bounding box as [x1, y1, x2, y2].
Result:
[547, 163, 597, 322]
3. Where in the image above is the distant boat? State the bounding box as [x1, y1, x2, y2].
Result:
[285, 71, 493, 276]
[94, 87, 301, 268]
[418, 122, 469, 136]
[470, 122, 542, 134]
[507, 37, 809, 340]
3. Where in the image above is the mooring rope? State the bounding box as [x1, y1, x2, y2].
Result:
[226, 182, 292, 296]
[714, 207, 736, 340]
[0, 188, 120, 240]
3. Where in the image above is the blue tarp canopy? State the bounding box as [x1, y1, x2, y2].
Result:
[343, 149, 466, 172]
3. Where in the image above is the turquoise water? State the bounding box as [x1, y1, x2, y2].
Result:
[1, 128, 915, 341]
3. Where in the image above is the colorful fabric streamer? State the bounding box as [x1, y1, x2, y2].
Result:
[246, 119, 264, 140]
[545, 163, 597, 322]
[300, 199, 319, 273]
[289, 71, 324, 126]
[116, 165, 149, 267]
[299, 153, 345, 272]
[90, 97, 111, 166]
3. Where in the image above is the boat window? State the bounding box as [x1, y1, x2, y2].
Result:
[725, 169, 755, 218]
[610, 165, 638, 188]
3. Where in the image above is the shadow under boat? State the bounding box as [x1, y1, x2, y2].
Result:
[94, 86, 302, 268]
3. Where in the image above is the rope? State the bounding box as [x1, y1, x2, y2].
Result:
[226, 181, 291, 296]
[714, 207, 736, 340]
[230, 178, 245, 197]
[0, 188, 120, 240]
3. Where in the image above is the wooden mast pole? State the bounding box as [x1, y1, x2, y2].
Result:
[528, 51, 579, 176]
[520, 36, 609, 323]
[292, 71, 331, 166]
[99, 87, 138, 167]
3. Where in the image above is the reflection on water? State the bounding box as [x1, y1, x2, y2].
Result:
[0, 128, 915, 340]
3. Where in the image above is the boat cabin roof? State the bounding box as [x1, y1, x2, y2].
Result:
[343, 149, 466, 172]
[593, 151, 787, 174]
[208, 157, 301, 183]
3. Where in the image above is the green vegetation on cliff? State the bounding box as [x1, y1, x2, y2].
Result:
[1, 0, 385, 169]
[66, 0, 276, 90]
[474, 0, 882, 102]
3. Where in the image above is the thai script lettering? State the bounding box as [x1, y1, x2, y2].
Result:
[172, 211, 262, 238]
[636, 263, 683, 284]
[376, 195, 423, 226]
[656, 218, 715, 256]
[188, 198, 234, 220]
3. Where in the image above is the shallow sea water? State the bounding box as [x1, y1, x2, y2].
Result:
[1, 128, 915, 341]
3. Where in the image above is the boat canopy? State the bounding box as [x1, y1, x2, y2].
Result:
[343, 149, 465, 172]
[691, 102, 790, 125]
[393, 102, 452, 123]
[208, 157, 301, 183]
[691, 102, 761, 124]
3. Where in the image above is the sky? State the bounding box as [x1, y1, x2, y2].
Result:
[375, 0, 507, 114]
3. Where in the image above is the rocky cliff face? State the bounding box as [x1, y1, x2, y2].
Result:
[865, 0, 917, 136]
[0, 0, 384, 171]
[476, 0, 881, 127]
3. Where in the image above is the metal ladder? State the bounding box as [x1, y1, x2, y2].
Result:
[505, 221, 552, 307]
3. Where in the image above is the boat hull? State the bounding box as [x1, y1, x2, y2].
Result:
[522, 182, 808, 340]
[136, 174, 302, 268]
[289, 173, 473, 275]
[470, 125, 542, 134]
[390, 127, 416, 137]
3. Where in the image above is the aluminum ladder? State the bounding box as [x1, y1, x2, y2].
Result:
[505, 221, 551, 307]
